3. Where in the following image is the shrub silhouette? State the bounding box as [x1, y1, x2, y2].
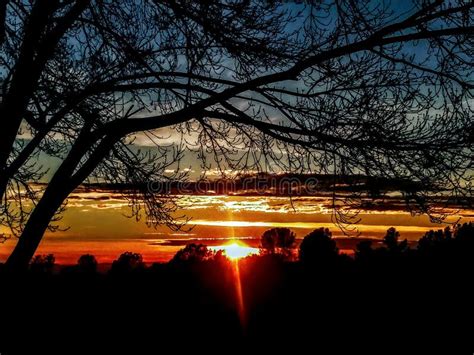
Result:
[299, 228, 338, 265]
[260, 228, 296, 259]
[30, 254, 55, 274]
[77, 254, 98, 273]
[111, 252, 144, 274]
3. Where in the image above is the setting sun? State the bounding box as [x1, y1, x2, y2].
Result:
[211, 242, 258, 260]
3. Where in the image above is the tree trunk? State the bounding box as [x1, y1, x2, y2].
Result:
[4, 132, 116, 271]
[4, 137, 83, 271]
[5, 179, 73, 271]
[0, 174, 8, 204]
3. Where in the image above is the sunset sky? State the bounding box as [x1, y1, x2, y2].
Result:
[1, 189, 472, 264]
[0, 0, 472, 267]
[1, 1, 473, 352]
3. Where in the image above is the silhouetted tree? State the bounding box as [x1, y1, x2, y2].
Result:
[2, 1, 473, 269]
[30, 253, 55, 274]
[454, 222, 474, 246]
[170, 244, 218, 264]
[260, 228, 296, 260]
[77, 254, 98, 274]
[383, 227, 408, 254]
[418, 227, 452, 254]
[299, 228, 339, 265]
[110, 252, 145, 274]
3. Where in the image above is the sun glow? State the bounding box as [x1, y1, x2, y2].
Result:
[211, 242, 258, 260]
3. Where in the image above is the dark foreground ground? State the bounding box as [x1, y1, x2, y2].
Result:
[1, 225, 473, 354]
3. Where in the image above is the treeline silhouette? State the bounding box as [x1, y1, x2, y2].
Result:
[1, 223, 473, 353]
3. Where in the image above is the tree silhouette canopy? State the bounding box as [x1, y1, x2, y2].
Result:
[260, 227, 297, 259]
[110, 251, 144, 274]
[170, 243, 218, 264]
[0, 0, 473, 269]
[299, 227, 339, 264]
[77, 253, 98, 273]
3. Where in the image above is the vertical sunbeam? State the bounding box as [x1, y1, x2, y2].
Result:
[232, 259, 246, 330]
[228, 207, 246, 328]
[227, 205, 244, 328]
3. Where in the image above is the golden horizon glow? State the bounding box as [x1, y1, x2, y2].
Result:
[2, 192, 473, 265]
[211, 241, 258, 260]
